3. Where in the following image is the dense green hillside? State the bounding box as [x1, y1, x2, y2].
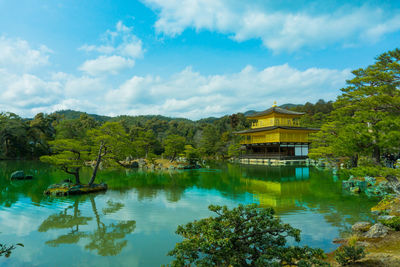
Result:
[1, 99, 333, 160]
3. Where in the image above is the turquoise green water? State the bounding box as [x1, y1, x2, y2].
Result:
[0, 161, 378, 266]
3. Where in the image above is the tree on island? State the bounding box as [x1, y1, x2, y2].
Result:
[86, 122, 135, 185]
[40, 122, 134, 186]
[310, 48, 400, 166]
[40, 139, 90, 184]
[168, 204, 327, 266]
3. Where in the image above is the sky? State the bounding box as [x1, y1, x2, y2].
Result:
[0, 0, 399, 120]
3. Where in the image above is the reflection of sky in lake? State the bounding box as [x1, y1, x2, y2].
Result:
[0, 161, 379, 266]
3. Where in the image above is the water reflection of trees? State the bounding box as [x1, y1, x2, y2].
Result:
[100, 164, 378, 227]
[1, 160, 380, 242]
[101, 170, 194, 202]
[38, 195, 135, 256]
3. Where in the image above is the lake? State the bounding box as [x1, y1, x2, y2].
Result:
[0, 161, 378, 266]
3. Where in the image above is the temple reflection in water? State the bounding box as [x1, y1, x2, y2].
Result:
[240, 166, 310, 213]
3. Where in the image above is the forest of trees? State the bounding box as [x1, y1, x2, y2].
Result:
[0, 99, 334, 162]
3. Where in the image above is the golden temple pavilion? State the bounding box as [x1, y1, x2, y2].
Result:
[235, 102, 319, 159]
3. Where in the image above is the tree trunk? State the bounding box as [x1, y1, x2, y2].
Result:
[4, 139, 9, 157]
[74, 169, 81, 184]
[170, 151, 176, 162]
[372, 146, 381, 165]
[65, 167, 81, 184]
[350, 154, 358, 168]
[89, 143, 104, 186]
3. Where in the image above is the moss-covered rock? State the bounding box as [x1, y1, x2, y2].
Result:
[44, 183, 108, 196]
[371, 195, 400, 216]
[352, 222, 372, 233]
[10, 170, 33, 180]
[10, 170, 25, 179]
[364, 223, 391, 238]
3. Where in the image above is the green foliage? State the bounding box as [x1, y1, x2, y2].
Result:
[163, 134, 186, 161]
[339, 166, 400, 178]
[87, 122, 135, 167]
[28, 113, 56, 157]
[40, 139, 90, 184]
[0, 112, 30, 158]
[147, 153, 157, 164]
[55, 114, 99, 140]
[228, 143, 241, 158]
[0, 96, 338, 161]
[199, 124, 222, 156]
[334, 245, 366, 266]
[130, 128, 160, 158]
[379, 216, 400, 231]
[86, 122, 135, 185]
[183, 145, 199, 164]
[41, 122, 134, 185]
[168, 204, 327, 267]
[290, 99, 334, 128]
[310, 48, 400, 165]
[54, 109, 111, 122]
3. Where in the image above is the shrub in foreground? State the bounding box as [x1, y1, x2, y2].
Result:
[334, 245, 366, 266]
[168, 204, 327, 266]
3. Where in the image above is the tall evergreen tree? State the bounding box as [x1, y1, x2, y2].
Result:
[310, 48, 400, 165]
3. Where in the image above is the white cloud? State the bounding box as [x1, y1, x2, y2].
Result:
[0, 51, 350, 119]
[79, 44, 115, 54]
[119, 42, 143, 58]
[103, 64, 351, 119]
[79, 55, 135, 76]
[364, 14, 400, 40]
[0, 69, 62, 115]
[0, 36, 350, 119]
[79, 21, 144, 76]
[0, 36, 51, 71]
[143, 0, 400, 51]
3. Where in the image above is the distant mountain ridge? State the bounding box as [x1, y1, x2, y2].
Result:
[50, 103, 304, 122]
[52, 110, 193, 123]
[279, 103, 302, 109]
[243, 103, 302, 117]
[54, 110, 111, 122]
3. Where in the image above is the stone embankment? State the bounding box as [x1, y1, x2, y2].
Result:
[338, 176, 400, 266]
[342, 176, 390, 196]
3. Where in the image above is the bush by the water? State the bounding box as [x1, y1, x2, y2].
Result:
[379, 216, 400, 231]
[334, 245, 366, 266]
[168, 204, 327, 266]
[339, 166, 400, 179]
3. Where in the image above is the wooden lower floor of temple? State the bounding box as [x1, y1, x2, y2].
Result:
[238, 142, 311, 165]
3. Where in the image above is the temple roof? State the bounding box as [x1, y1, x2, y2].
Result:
[246, 107, 304, 118]
[234, 126, 319, 134]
